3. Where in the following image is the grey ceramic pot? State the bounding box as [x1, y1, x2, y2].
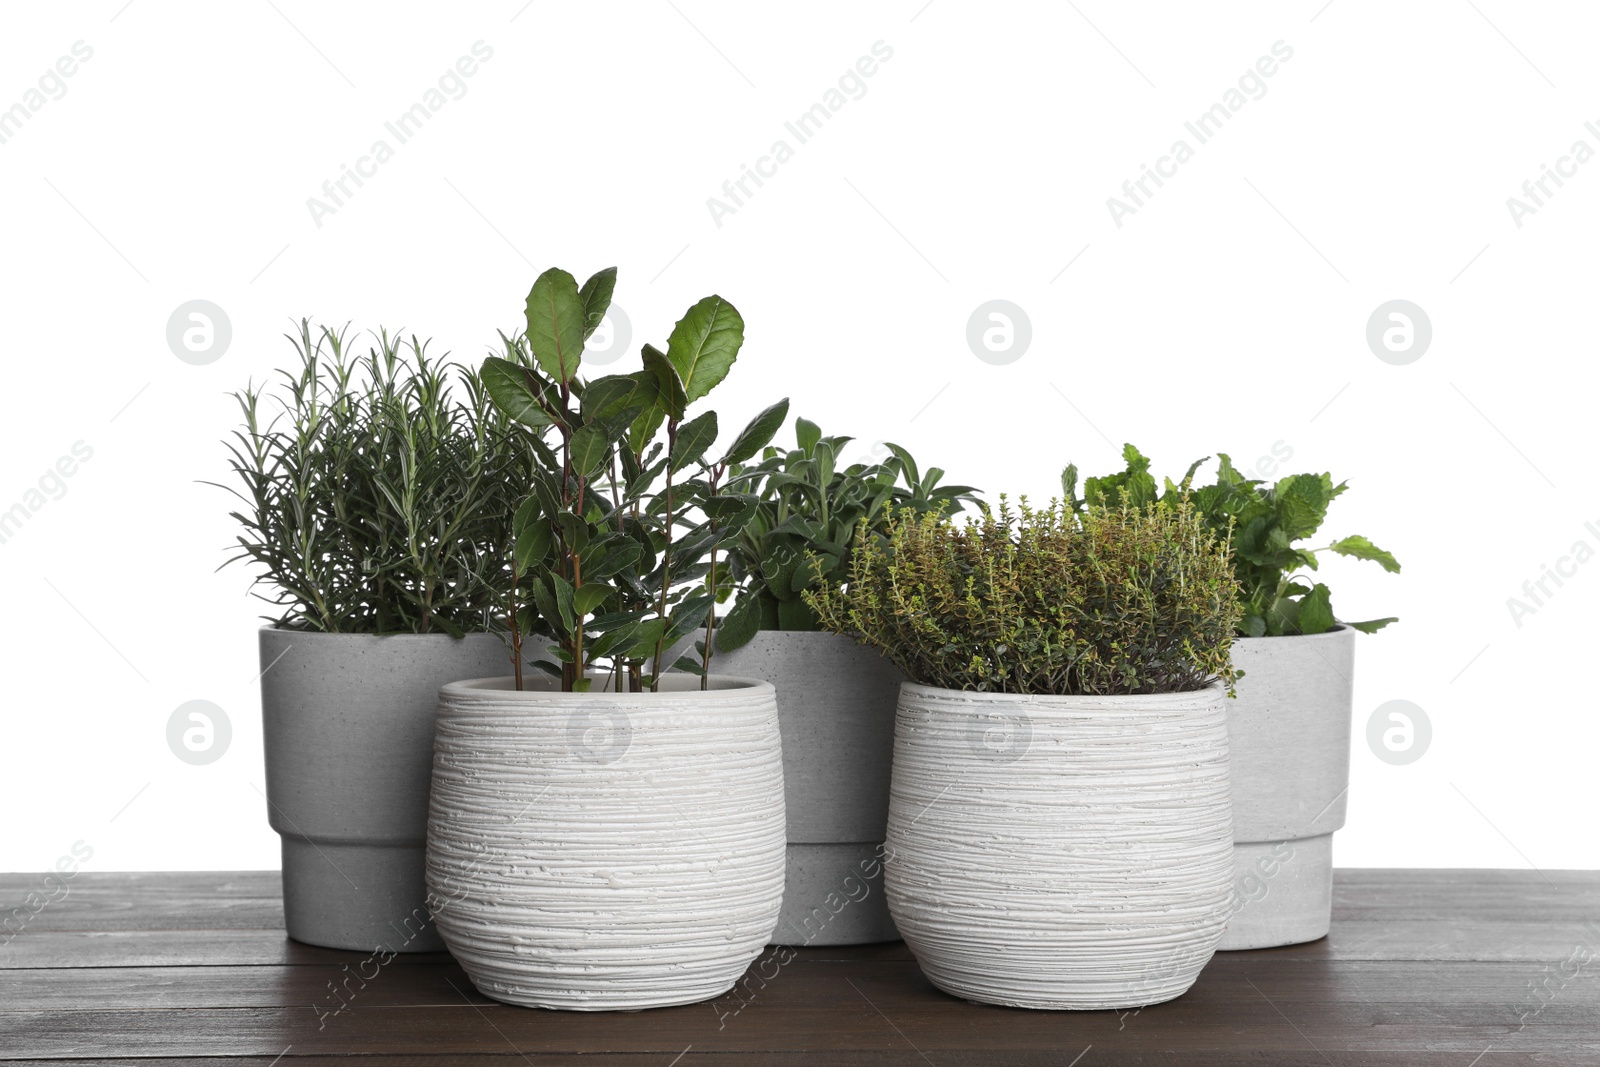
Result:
[258, 627, 510, 952]
[707, 629, 904, 946]
[1218, 625, 1355, 951]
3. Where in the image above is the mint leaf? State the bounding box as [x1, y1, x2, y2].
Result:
[1329, 535, 1401, 574]
[1298, 582, 1335, 634]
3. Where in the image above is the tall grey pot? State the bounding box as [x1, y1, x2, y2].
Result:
[258, 627, 509, 952]
[1218, 624, 1355, 951]
[710, 630, 903, 946]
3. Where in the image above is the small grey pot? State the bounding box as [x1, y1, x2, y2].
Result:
[707, 629, 904, 946]
[258, 626, 510, 953]
[1218, 624, 1356, 951]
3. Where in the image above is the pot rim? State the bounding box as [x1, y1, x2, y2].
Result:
[258, 624, 504, 639]
[441, 674, 774, 702]
[1232, 622, 1352, 643]
[700, 626, 866, 641]
[897, 677, 1228, 707]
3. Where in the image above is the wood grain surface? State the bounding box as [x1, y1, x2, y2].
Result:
[0, 869, 1595, 1065]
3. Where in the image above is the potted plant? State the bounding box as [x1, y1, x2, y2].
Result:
[681, 426, 978, 947]
[810, 498, 1242, 1010]
[425, 266, 790, 1010]
[1067, 445, 1400, 950]
[220, 325, 527, 952]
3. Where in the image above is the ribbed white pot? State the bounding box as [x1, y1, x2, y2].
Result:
[886, 682, 1234, 1011]
[426, 674, 785, 1011]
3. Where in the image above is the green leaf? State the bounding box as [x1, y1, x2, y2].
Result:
[578, 267, 617, 341]
[515, 605, 538, 636]
[672, 411, 719, 473]
[1084, 444, 1157, 510]
[715, 591, 762, 651]
[573, 582, 611, 617]
[549, 573, 577, 631]
[1059, 464, 1080, 507]
[884, 442, 919, 488]
[530, 580, 564, 638]
[758, 590, 781, 630]
[622, 617, 668, 659]
[627, 405, 666, 457]
[1273, 473, 1333, 542]
[524, 268, 586, 383]
[704, 493, 759, 521]
[641, 343, 687, 420]
[555, 511, 591, 554]
[672, 656, 706, 676]
[664, 593, 715, 646]
[777, 595, 819, 631]
[481, 357, 552, 428]
[512, 494, 541, 535]
[581, 372, 654, 425]
[814, 440, 836, 488]
[1174, 455, 1210, 494]
[529, 468, 563, 519]
[791, 552, 837, 592]
[587, 541, 641, 580]
[1298, 583, 1335, 635]
[569, 424, 612, 479]
[514, 521, 552, 572]
[665, 295, 744, 403]
[1328, 535, 1401, 574]
[795, 417, 821, 454]
[722, 398, 790, 465]
[1347, 616, 1399, 634]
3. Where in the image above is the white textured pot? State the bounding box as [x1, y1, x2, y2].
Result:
[709, 629, 903, 946]
[886, 682, 1234, 1011]
[426, 674, 785, 1011]
[1218, 625, 1355, 951]
[258, 627, 510, 953]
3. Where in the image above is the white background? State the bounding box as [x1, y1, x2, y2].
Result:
[2, 0, 1595, 873]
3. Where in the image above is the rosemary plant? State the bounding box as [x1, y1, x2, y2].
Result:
[219, 322, 527, 634]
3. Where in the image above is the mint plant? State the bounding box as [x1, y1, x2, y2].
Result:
[480, 266, 788, 692]
[1064, 444, 1399, 638]
[713, 424, 978, 652]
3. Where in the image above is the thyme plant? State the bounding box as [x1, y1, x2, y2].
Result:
[808, 498, 1241, 696]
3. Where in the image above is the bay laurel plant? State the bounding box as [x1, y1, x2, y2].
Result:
[220, 323, 527, 635]
[1065, 444, 1400, 637]
[480, 266, 790, 693]
[808, 498, 1242, 696]
[713, 425, 979, 652]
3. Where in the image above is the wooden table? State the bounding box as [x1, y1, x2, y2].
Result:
[2, 870, 1596, 1065]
